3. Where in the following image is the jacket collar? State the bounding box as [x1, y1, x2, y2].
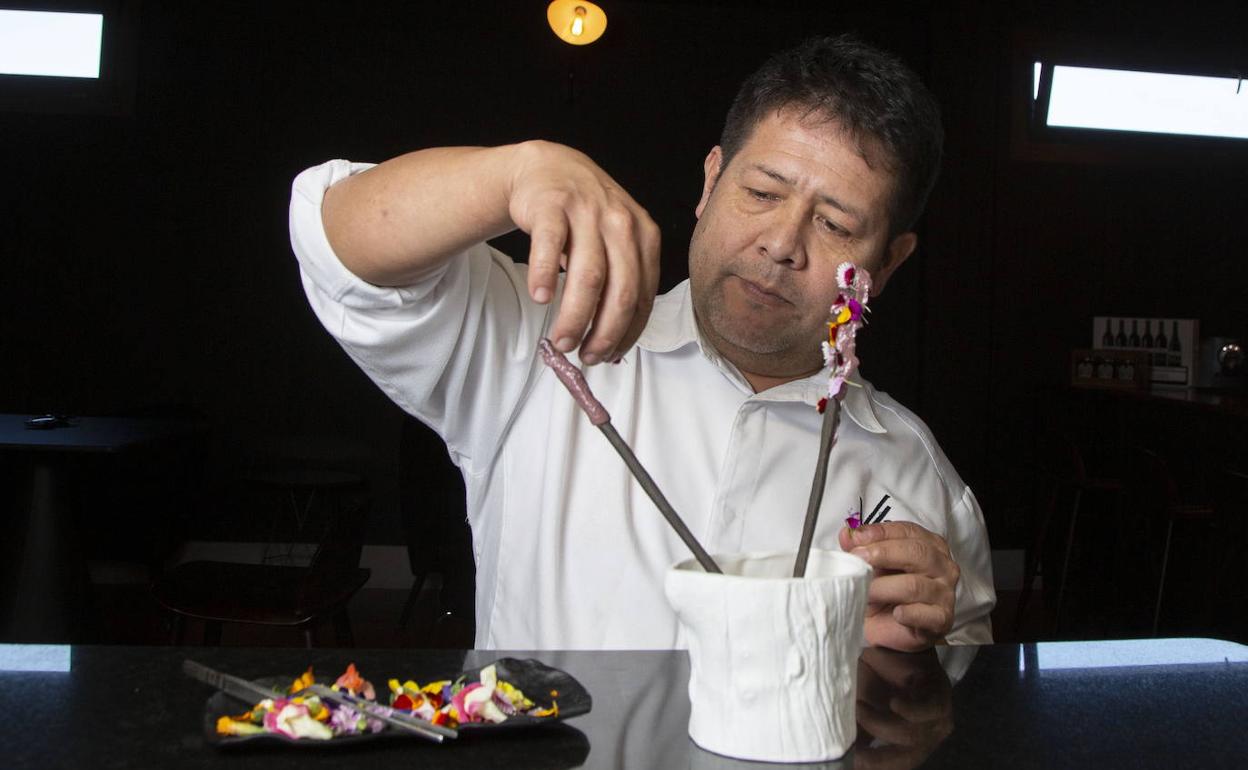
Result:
[637, 280, 887, 434]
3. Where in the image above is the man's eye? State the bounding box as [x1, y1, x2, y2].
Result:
[746, 188, 779, 201]
[817, 216, 847, 236]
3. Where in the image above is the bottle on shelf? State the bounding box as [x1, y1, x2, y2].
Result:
[1142, 320, 1154, 348]
[1168, 320, 1182, 366]
[1117, 358, 1135, 381]
[1129, 319, 1141, 348]
[1155, 321, 1168, 366]
[1102, 318, 1114, 348]
[1115, 319, 1127, 347]
[1077, 355, 1095, 379]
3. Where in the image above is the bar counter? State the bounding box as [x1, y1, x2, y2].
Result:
[2, 638, 1245, 768]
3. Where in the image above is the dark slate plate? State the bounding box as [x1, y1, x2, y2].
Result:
[203, 657, 592, 749]
[455, 658, 592, 732]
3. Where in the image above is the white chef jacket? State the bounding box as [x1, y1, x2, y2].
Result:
[290, 159, 996, 650]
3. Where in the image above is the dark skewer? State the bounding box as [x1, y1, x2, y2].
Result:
[538, 339, 722, 574]
[793, 398, 840, 577]
[866, 494, 891, 525]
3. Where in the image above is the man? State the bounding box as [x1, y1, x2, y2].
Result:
[289, 34, 995, 651]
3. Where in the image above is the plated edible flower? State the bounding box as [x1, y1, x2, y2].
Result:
[328, 704, 385, 735]
[387, 664, 557, 728]
[266, 701, 333, 740]
[334, 662, 376, 700]
[212, 660, 567, 741]
[215, 665, 377, 740]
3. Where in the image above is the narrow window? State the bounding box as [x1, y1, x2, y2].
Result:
[0, 9, 104, 79]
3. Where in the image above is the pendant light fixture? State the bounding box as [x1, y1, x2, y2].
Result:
[547, 0, 607, 46]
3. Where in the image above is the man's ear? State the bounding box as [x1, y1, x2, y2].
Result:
[695, 146, 723, 219]
[872, 232, 917, 295]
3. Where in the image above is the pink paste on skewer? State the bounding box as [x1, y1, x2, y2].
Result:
[538, 339, 611, 426]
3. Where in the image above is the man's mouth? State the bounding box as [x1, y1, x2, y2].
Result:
[735, 276, 790, 307]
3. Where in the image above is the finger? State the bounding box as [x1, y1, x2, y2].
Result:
[859, 647, 942, 690]
[853, 537, 943, 578]
[866, 572, 949, 608]
[864, 612, 932, 652]
[609, 211, 660, 359]
[889, 689, 951, 724]
[893, 601, 955, 638]
[549, 215, 608, 355]
[855, 659, 891, 710]
[847, 520, 945, 549]
[579, 207, 642, 362]
[838, 525, 856, 552]
[852, 743, 934, 770]
[527, 210, 568, 306]
[854, 699, 921, 747]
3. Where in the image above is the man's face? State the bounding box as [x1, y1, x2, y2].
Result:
[688, 109, 916, 382]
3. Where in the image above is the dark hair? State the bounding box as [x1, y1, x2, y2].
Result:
[719, 34, 943, 235]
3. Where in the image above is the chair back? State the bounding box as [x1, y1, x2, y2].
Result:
[294, 479, 370, 608]
[1123, 446, 1180, 515]
[1035, 429, 1090, 485]
[398, 416, 475, 621]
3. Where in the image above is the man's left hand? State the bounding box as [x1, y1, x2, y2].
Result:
[838, 521, 959, 651]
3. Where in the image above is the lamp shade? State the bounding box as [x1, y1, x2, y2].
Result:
[547, 0, 607, 46]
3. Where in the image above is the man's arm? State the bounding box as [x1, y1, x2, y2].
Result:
[321, 141, 661, 364]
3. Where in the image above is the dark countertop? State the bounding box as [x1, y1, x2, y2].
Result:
[0, 414, 204, 453]
[1, 639, 1245, 769]
[1061, 384, 1248, 421]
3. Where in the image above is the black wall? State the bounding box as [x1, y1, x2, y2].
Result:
[3, 0, 1245, 548]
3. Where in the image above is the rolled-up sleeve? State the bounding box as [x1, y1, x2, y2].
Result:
[288, 160, 552, 474]
[944, 485, 996, 645]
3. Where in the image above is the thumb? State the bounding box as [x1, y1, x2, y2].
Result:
[838, 525, 856, 552]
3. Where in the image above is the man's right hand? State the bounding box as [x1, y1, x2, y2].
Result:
[322, 141, 660, 365]
[507, 141, 660, 365]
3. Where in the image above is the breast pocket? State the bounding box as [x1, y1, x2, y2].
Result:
[857, 491, 945, 540]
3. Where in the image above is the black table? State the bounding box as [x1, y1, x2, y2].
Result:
[1, 638, 1245, 768]
[0, 414, 205, 641]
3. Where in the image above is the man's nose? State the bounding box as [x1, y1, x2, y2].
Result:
[755, 205, 807, 269]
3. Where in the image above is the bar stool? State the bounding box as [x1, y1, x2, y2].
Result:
[1016, 430, 1124, 636]
[152, 472, 371, 646]
[396, 415, 475, 647]
[1211, 468, 1248, 638]
[1125, 448, 1218, 635]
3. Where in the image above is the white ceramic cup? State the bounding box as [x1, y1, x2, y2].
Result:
[664, 549, 871, 763]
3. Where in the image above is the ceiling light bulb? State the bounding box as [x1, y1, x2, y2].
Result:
[547, 0, 606, 46]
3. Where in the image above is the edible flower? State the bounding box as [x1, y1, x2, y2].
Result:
[334, 662, 376, 701]
[329, 704, 385, 735]
[264, 701, 333, 740]
[216, 715, 264, 736]
[531, 702, 560, 718]
[289, 667, 315, 694]
[821, 262, 872, 402]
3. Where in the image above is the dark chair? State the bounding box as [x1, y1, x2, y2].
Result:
[152, 473, 371, 647]
[397, 416, 475, 647]
[1123, 447, 1218, 635]
[1210, 468, 1248, 639]
[1016, 429, 1124, 636]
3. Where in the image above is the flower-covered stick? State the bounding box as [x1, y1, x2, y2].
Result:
[539, 339, 723, 574]
[793, 263, 873, 578]
[793, 400, 841, 578]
